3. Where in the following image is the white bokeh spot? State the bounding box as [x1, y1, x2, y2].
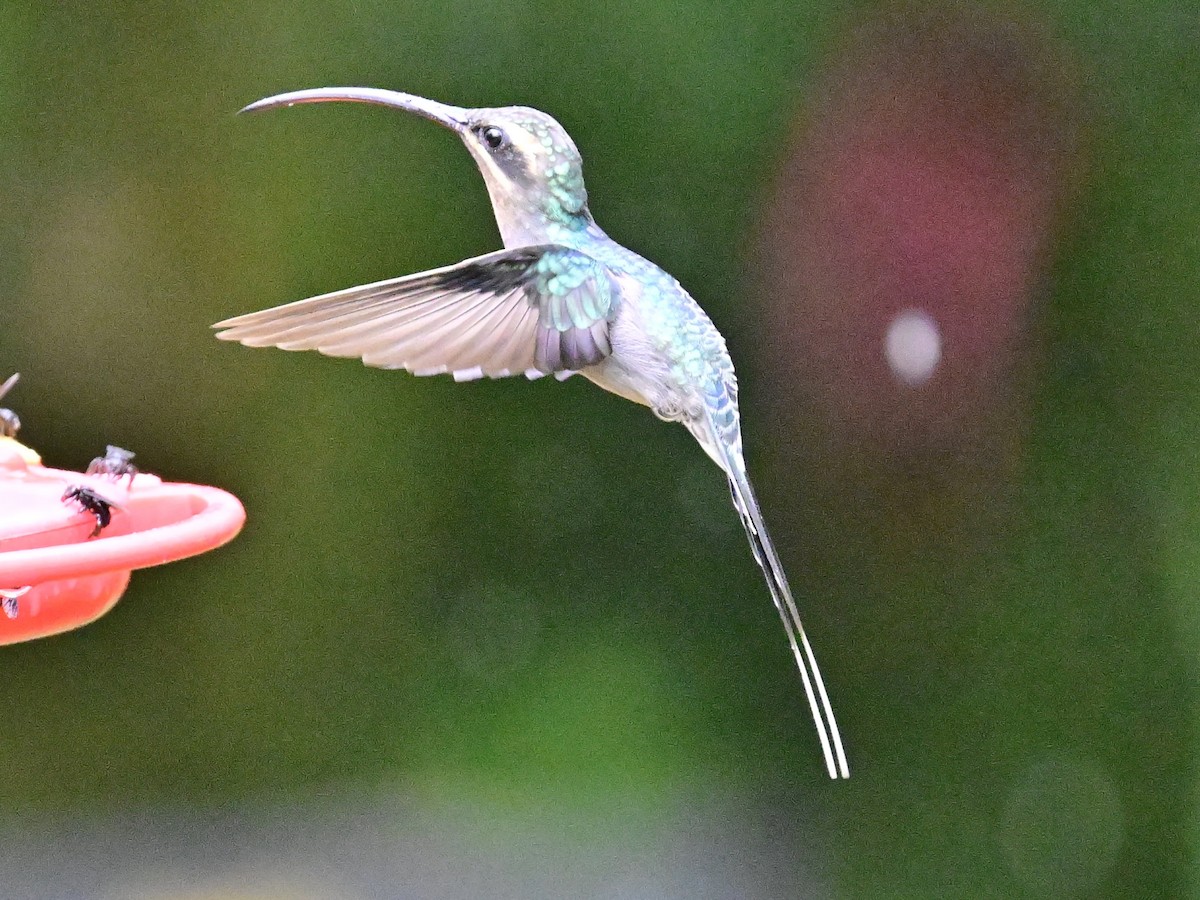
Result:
[885, 308, 942, 386]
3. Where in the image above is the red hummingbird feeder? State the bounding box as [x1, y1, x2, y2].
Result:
[0, 375, 245, 645]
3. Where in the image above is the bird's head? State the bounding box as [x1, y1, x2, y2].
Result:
[241, 87, 592, 246]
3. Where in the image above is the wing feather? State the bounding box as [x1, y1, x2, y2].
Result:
[215, 245, 618, 380]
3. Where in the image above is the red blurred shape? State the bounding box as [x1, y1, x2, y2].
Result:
[0, 437, 245, 644]
[758, 5, 1083, 455]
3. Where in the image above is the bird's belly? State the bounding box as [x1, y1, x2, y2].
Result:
[580, 360, 655, 408]
[582, 342, 701, 423]
[579, 277, 709, 420]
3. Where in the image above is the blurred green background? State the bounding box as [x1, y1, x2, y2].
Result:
[1, 1, 1198, 897]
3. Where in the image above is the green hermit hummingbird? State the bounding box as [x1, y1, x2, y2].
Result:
[214, 87, 849, 779]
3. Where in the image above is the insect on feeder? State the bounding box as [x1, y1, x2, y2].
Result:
[0, 375, 245, 644]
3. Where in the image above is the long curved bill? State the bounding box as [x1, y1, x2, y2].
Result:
[239, 87, 470, 133]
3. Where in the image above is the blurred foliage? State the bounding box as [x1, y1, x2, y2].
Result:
[0, 1, 1198, 897]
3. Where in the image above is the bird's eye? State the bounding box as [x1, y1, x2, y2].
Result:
[479, 126, 507, 150]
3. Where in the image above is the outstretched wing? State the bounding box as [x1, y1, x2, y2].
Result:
[213, 245, 620, 380]
[697, 391, 850, 780]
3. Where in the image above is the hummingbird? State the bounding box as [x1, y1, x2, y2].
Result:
[214, 87, 849, 779]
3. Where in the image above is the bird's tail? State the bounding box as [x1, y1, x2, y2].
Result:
[705, 413, 849, 779]
[728, 464, 849, 778]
